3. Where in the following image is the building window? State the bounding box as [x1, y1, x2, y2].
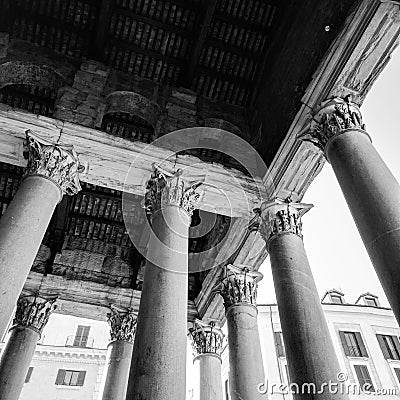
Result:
[55, 369, 86, 386]
[376, 334, 400, 360]
[73, 325, 90, 347]
[274, 332, 285, 357]
[331, 294, 344, 304]
[25, 367, 33, 383]
[354, 365, 375, 392]
[394, 368, 400, 385]
[339, 331, 368, 357]
[364, 297, 378, 307]
[224, 378, 230, 400]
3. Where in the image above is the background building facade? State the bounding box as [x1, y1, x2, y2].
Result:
[0, 315, 108, 400]
[221, 293, 400, 400]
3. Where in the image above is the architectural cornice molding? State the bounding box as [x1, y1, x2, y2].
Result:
[23, 271, 198, 321]
[188, 319, 225, 359]
[259, 198, 313, 247]
[144, 164, 203, 219]
[13, 294, 57, 335]
[24, 130, 85, 197]
[216, 264, 263, 309]
[31, 350, 107, 363]
[107, 306, 137, 343]
[298, 96, 369, 155]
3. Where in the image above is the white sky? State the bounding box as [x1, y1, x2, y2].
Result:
[258, 47, 400, 307]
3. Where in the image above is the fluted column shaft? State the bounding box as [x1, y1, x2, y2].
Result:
[189, 320, 224, 400]
[126, 166, 202, 400]
[300, 96, 400, 325]
[0, 295, 56, 400]
[98, 307, 136, 400]
[0, 131, 83, 338]
[260, 200, 348, 400]
[218, 265, 265, 400]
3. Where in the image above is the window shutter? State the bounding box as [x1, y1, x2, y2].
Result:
[355, 332, 368, 357]
[55, 369, 65, 385]
[224, 379, 230, 400]
[393, 336, 400, 358]
[25, 367, 33, 383]
[77, 371, 86, 386]
[376, 335, 390, 359]
[339, 331, 351, 356]
[274, 332, 285, 357]
[394, 368, 400, 383]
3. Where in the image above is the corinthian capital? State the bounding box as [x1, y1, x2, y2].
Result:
[107, 306, 137, 343]
[144, 164, 203, 218]
[259, 198, 312, 247]
[13, 294, 57, 335]
[217, 264, 263, 309]
[24, 130, 85, 197]
[298, 96, 369, 153]
[189, 319, 225, 359]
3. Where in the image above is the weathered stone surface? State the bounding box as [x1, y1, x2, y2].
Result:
[0, 33, 9, 59]
[54, 60, 110, 127]
[0, 175, 61, 339]
[269, 234, 348, 400]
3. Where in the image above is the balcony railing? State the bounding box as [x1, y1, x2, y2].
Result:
[65, 335, 94, 348]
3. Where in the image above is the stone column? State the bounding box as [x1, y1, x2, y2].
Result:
[126, 166, 202, 400]
[0, 294, 56, 400]
[0, 130, 83, 338]
[98, 306, 137, 400]
[260, 199, 348, 400]
[216, 264, 265, 400]
[188, 320, 224, 400]
[299, 95, 400, 324]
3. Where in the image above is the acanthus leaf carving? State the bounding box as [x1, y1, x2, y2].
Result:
[297, 96, 368, 154]
[107, 306, 137, 343]
[188, 319, 225, 358]
[216, 264, 263, 309]
[144, 164, 203, 219]
[259, 198, 313, 247]
[24, 130, 86, 197]
[13, 294, 57, 335]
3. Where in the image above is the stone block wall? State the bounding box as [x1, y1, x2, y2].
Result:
[54, 60, 110, 128]
[0, 39, 258, 174]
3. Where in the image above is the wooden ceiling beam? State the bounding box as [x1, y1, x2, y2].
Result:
[0, 0, 10, 31]
[114, 6, 193, 37]
[107, 38, 183, 66]
[89, 0, 114, 61]
[24, 271, 199, 321]
[180, 0, 219, 87]
[213, 11, 274, 35]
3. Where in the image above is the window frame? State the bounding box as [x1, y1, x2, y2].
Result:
[73, 325, 91, 348]
[376, 334, 400, 360]
[339, 330, 368, 358]
[364, 297, 378, 307]
[352, 363, 376, 393]
[390, 365, 400, 389]
[55, 369, 86, 387]
[24, 366, 34, 383]
[224, 378, 230, 400]
[274, 331, 285, 357]
[330, 294, 344, 304]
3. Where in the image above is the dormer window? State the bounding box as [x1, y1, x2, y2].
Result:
[355, 293, 380, 307]
[322, 289, 345, 304]
[364, 297, 378, 307]
[330, 294, 344, 304]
